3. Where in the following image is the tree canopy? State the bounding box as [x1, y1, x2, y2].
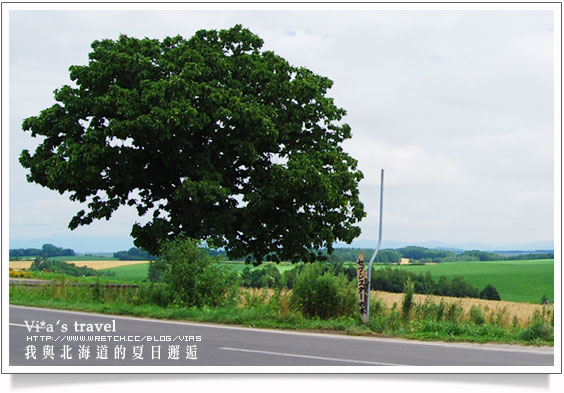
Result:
[9, 244, 75, 258]
[20, 25, 365, 263]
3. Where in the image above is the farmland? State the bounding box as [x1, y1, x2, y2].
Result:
[214, 259, 554, 304]
[238, 287, 550, 328]
[384, 259, 554, 303]
[371, 290, 548, 327]
[100, 263, 150, 282]
[104, 261, 297, 282]
[9, 260, 147, 271]
[9, 257, 554, 304]
[9, 254, 554, 345]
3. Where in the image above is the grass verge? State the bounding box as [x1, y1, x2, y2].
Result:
[10, 283, 553, 347]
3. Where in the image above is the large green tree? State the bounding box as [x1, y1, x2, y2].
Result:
[20, 25, 365, 263]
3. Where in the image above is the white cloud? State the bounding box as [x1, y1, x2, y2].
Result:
[7, 8, 556, 250]
[343, 137, 463, 187]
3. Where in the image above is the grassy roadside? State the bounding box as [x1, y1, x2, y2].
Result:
[8, 250, 554, 347]
[9, 283, 553, 347]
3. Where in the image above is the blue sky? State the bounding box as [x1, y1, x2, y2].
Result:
[6, 5, 558, 252]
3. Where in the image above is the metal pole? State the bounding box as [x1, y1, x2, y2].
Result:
[366, 169, 384, 322]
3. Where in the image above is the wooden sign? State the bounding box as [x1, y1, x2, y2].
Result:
[356, 252, 368, 323]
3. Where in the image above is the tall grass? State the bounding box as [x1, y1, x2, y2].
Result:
[10, 274, 553, 346]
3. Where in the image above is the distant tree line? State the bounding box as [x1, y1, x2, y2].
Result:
[113, 247, 156, 261]
[204, 246, 552, 263]
[238, 261, 501, 300]
[203, 248, 403, 263]
[10, 244, 75, 259]
[324, 248, 402, 263]
[318, 246, 553, 263]
[367, 266, 500, 300]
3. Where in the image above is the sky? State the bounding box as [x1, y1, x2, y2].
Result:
[5, 4, 558, 252]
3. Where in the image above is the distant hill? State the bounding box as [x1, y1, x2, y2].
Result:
[430, 247, 465, 254]
[327, 246, 553, 263]
[492, 250, 554, 257]
[335, 239, 554, 252]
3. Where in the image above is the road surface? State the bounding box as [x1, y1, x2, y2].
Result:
[9, 305, 554, 367]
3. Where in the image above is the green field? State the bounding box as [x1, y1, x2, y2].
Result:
[99, 259, 554, 304]
[101, 263, 150, 282]
[381, 259, 554, 303]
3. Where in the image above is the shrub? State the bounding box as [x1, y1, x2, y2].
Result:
[491, 308, 509, 327]
[436, 300, 446, 321]
[156, 236, 239, 308]
[280, 264, 305, 289]
[92, 276, 103, 302]
[369, 294, 385, 317]
[136, 282, 174, 307]
[445, 302, 463, 323]
[469, 306, 485, 325]
[519, 311, 553, 342]
[480, 284, 501, 300]
[263, 264, 282, 288]
[290, 263, 356, 319]
[415, 298, 440, 320]
[386, 303, 401, 330]
[147, 258, 167, 282]
[401, 278, 415, 320]
[241, 264, 282, 288]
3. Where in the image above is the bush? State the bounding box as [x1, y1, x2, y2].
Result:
[401, 278, 415, 320]
[240, 264, 282, 288]
[469, 306, 485, 325]
[445, 302, 463, 323]
[290, 263, 356, 319]
[480, 284, 501, 300]
[147, 258, 167, 282]
[156, 236, 239, 308]
[520, 318, 553, 342]
[136, 282, 174, 307]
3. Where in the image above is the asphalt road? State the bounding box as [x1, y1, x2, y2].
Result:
[9, 305, 554, 367]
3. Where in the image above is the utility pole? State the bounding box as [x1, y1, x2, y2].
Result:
[357, 169, 384, 323]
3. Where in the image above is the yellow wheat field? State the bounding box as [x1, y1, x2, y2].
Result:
[237, 287, 549, 326]
[69, 261, 148, 270]
[9, 260, 147, 271]
[371, 290, 550, 326]
[8, 261, 34, 270]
